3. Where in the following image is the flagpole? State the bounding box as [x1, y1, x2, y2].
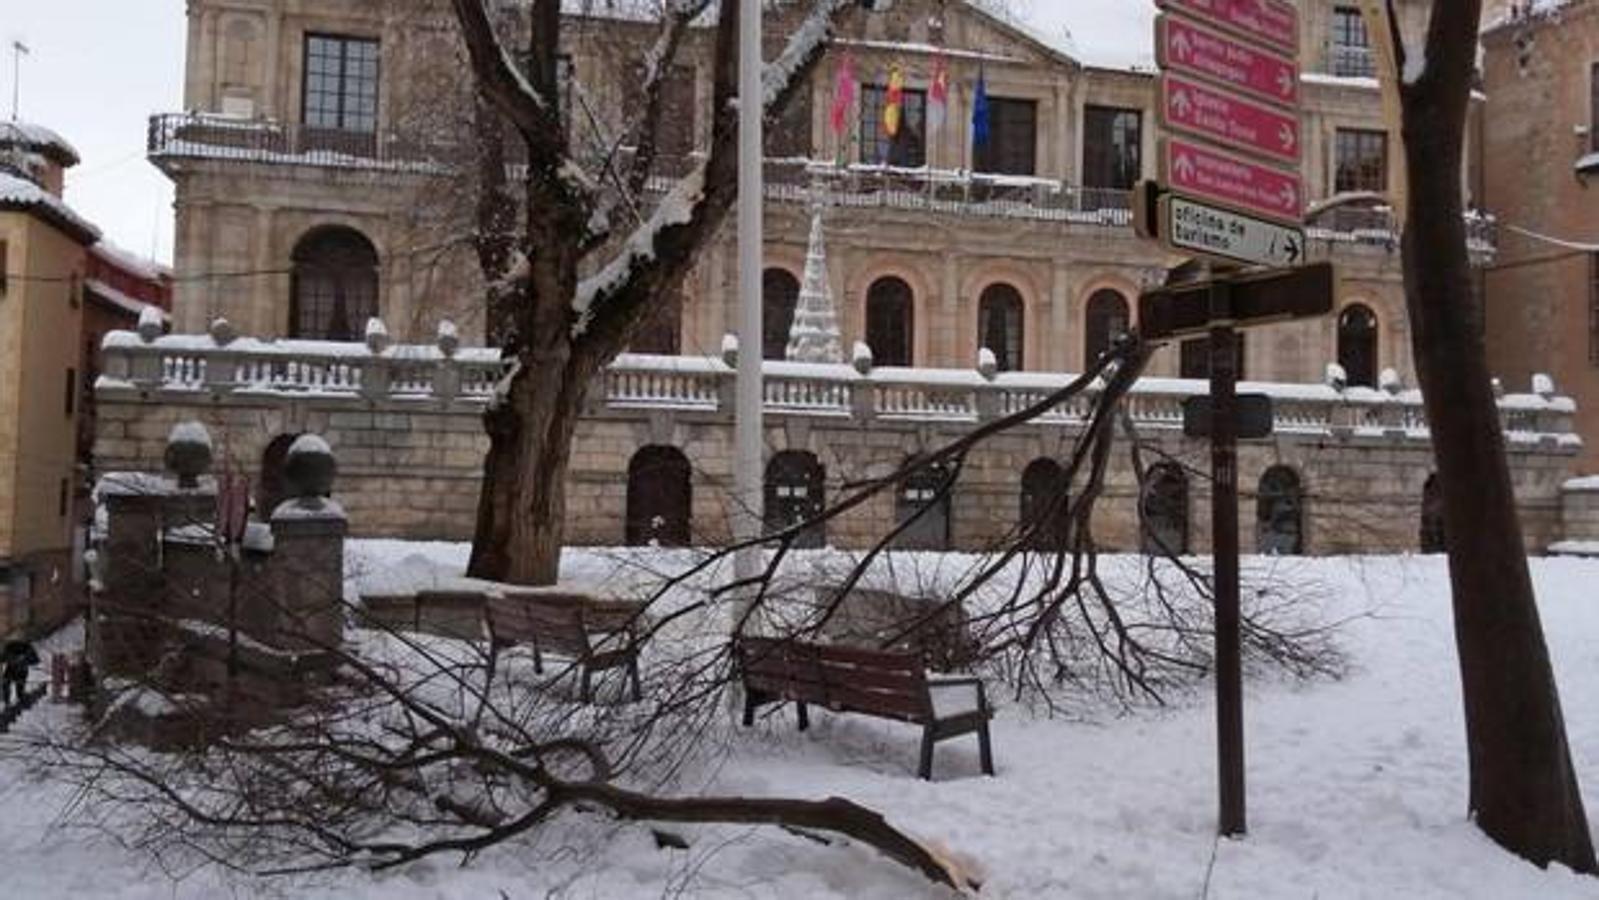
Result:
[11, 41, 28, 121]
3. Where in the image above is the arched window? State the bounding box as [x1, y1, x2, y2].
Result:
[978, 283, 1025, 372]
[1338, 304, 1379, 388]
[1085, 289, 1130, 366]
[257, 433, 302, 518]
[1256, 466, 1304, 555]
[626, 446, 692, 546]
[629, 289, 682, 355]
[764, 450, 825, 548]
[1421, 473, 1446, 553]
[763, 268, 801, 360]
[1140, 463, 1188, 555]
[1020, 457, 1070, 552]
[866, 276, 914, 367]
[895, 458, 954, 550]
[290, 226, 378, 340]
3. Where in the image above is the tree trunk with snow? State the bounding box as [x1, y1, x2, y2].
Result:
[448, 0, 850, 585]
[1390, 0, 1596, 872]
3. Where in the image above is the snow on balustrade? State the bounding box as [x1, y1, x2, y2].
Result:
[92, 331, 1580, 448]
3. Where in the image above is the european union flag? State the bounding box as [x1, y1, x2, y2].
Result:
[972, 68, 990, 148]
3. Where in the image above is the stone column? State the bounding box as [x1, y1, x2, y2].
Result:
[266, 436, 347, 654]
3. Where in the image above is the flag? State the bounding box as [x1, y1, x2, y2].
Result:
[883, 66, 905, 138]
[928, 55, 950, 132]
[972, 67, 991, 148]
[829, 53, 857, 137]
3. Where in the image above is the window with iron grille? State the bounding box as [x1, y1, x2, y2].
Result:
[1590, 254, 1599, 365]
[1084, 289, 1130, 364]
[1331, 7, 1375, 78]
[1591, 62, 1598, 153]
[1083, 105, 1142, 190]
[1335, 128, 1387, 193]
[974, 97, 1038, 176]
[978, 284, 1024, 371]
[303, 34, 380, 132]
[860, 85, 927, 167]
[867, 276, 915, 366]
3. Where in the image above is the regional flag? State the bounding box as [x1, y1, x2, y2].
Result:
[883, 66, 905, 137]
[928, 55, 950, 132]
[829, 53, 857, 137]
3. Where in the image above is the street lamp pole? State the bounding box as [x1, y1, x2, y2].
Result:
[733, 0, 764, 587]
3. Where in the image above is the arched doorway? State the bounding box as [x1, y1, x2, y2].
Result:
[1338, 304, 1379, 388]
[1084, 289, 1130, 366]
[763, 268, 801, 360]
[1421, 473, 1446, 553]
[764, 450, 826, 548]
[1256, 466, 1304, 555]
[866, 276, 914, 367]
[895, 458, 954, 550]
[1020, 457, 1070, 551]
[626, 446, 692, 546]
[978, 283, 1025, 372]
[290, 226, 379, 340]
[257, 433, 302, 518]
[1140, 463, 1189, 555]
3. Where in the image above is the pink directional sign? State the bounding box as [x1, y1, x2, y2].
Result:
[1164, 138, 1302, 223]
[1157, 15, 1298, 107]
[1156, 0, 1298, 56]
[1161, 74, 1301, 165]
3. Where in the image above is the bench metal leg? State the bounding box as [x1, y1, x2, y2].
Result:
[628, 656, 643, 702]
[580, 667, 593, 703]
[918, 727, 936, 780]
[532, 639, 544, 675]
[978, 721, 995, 776]
[742, 690, 759, 727]
[796, 701, 809, 732]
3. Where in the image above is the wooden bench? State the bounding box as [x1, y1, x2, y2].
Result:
[735, 637, 994, 780]
[486, 591, 643, 702]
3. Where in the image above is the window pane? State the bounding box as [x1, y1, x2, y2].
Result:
[975, 97, 1037, 175]
[303, 34, 380, 133]
[860, 85, 926, 167]
[1335, 128, 1386, 193]
[1084, 106, 1141, 190]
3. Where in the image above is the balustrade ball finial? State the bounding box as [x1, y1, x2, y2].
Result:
[164, 421, 214, 489]
[721, 333, 739, 367]
[852, 341, 874, 376]
[137, 305, 165, 343]
[209, 317, 237, 346]
[437, 319, 460, 358]
[365, 317, 391, 355]
[284, 434, 337, 503]
[977, 347, 998, 380]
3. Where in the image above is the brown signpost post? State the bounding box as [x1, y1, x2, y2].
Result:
[1146, 0, 1335, 840]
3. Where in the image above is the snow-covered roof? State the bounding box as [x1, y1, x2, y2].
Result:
[91, 241, 173, 282]
[972, 0, 1158, 73]
[1484, 0, 1586, 34]
[85, 278, 169, 323]
[0, 120, 81, 167]
[0, 171, 101, 244]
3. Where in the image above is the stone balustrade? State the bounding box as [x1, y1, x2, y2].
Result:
[99, 323, 1578, 448]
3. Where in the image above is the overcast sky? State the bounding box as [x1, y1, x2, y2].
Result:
[5, 2, 186, 263]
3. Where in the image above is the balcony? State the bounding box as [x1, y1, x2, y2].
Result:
[148, 112, 1496, 258]
[147, 112, 442, 174]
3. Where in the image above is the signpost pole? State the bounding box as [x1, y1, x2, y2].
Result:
[1208, 279, 1246, 837]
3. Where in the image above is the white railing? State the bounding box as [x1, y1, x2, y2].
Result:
[97, 326, 1579, 447]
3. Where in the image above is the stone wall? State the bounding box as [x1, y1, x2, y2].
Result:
[94, 329, 1585, 556]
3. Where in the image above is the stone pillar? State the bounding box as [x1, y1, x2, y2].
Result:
[98, 486, 165, 679]
[266, 436, 347, 653]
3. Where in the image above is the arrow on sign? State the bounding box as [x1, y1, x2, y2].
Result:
[1278, 123, 1295, 152]
[1171, 89, 1194, 116]
[1277, 69, 1294, 97]
[1174, 153, 1197, 180]
[1172, 29, 1193, 59]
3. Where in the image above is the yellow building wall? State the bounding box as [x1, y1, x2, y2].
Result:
[0, 211, 85, 562]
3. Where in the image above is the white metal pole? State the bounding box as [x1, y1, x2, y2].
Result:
[733, 0, 764, 586]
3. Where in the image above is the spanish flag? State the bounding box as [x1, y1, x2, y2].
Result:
[883, 66, 905, 137]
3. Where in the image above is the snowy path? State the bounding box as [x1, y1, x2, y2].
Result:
[3, 553, 1599, 898]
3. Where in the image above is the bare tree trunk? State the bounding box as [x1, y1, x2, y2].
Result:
[1396, 0, 1596, 873]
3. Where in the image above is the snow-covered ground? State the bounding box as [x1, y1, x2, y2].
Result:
[4, 547, 1599, 898]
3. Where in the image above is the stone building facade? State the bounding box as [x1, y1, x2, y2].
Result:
[1482, 0, 1599, 472]
[153, 0, 1482, 386]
